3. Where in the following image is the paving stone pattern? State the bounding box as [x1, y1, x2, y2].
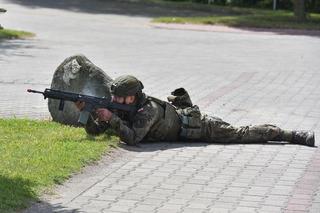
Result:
[25, 144, 320, 213]
[1, 0, 320, 212]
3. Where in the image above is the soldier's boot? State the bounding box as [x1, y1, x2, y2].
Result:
[291, 131, 315, 147]
[275, 130, 315, 147]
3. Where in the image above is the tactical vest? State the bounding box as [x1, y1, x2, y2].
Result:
[176, 106, 202, 140]
[145, 96, 181, 141]
[167, 88, 202, 140]
[140, 89, 203, 142]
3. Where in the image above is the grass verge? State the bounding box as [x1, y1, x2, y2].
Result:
[0, 118, 118, 212]
[0, 29, 34, 39]
[150, 1, 320, 30]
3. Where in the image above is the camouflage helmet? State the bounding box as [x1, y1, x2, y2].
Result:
[111, 75, 144, 97]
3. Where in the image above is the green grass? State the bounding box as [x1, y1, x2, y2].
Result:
[0, 119, 118, 212]
[150, 1, 320, 30]
[0, 29, 34, 39]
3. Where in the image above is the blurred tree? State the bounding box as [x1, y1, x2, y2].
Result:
[0, 8, 6, 30]
[292, 0, 306, 20]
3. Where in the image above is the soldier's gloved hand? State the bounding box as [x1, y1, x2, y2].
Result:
[75, 101, 85, 111]
[96, 108, 113, 122]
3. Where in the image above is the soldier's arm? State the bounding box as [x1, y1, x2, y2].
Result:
[109, 103, 158, 145]
[75, 101, 109, 135]
[85, 113, 110, 136]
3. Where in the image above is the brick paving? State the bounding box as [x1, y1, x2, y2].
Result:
[1, 0, 320, 212]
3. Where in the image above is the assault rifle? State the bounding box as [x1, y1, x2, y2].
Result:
[27, 88, 136, 125]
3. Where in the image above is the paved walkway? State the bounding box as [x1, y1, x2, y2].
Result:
[1, 0, 320, 212]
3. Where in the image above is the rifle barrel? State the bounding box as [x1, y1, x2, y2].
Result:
[27, 89, 44, 94]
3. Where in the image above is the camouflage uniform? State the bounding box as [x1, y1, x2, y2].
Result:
[84, 75, 314, 147]
[85, 93, 291, 146]
[197, 115, 288, 143]
[85, 94, 181, 145]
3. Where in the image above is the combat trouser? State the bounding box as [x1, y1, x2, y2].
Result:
[202, 115, 294, 143]
[180, 114, 292, 143]
[168, 88, 290, 144]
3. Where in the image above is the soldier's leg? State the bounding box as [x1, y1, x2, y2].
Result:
[201, 115, 313, 145]
[235, 124, 291, 143]
[202, 116, 292, 143]
[234, 125, 314, 146]
[201, 115, 243, 143]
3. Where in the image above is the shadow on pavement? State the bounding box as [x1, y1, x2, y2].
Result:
[119, 140, 288, 152]
[5, 0, 222, 17]
[23, 201, 80, 213]
[0, 39, 38, 60]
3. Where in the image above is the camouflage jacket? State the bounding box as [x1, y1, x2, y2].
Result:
[85, 95, 181, 145]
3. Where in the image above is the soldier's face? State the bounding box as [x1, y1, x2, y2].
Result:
[112, 95, 136, 105]
[112, 96, 124, 103]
